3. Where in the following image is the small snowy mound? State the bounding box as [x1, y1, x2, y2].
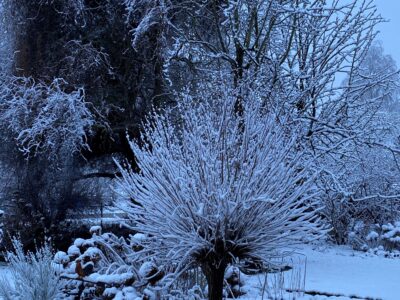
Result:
[83, 247, 102, 260]
[139, 261, 157, 278]
[67, 245, 81, 257]
[90, 225, 102, 235]
[132, 233, 147, 245]
[54, 251, 69, 265]
[87, 272, 136, 285]
[74, 238, 86, 248]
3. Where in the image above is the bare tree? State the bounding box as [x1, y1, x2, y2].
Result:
[127, 0, 397, 173]
[317, 42, 400, 243]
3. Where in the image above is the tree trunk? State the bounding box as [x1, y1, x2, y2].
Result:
[202, 262, 227, 300]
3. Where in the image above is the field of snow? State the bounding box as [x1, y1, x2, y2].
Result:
[242, 244, 400, 300]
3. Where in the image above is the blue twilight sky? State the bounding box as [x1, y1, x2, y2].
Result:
[375, 0, 400, 65]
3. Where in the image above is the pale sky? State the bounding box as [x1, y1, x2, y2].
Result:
[375, 0, 400, 65]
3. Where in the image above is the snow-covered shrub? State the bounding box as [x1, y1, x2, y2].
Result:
[381, 222, 400, 251]
[321, 191, 357, 246]
[0, 76, 94, 158]
[116, 91, 326, 299]
[0, 239, 63, 300]
[58, 227, 208, 299]
[0, 76, 99, 252]
[364, 230, 380, 250]
[366, 230, 379, 242]
[347, 221, 369, 251]
[58, 230, 140, 299]
[346, 221, 400, 253]
[366, 245, 400, 258]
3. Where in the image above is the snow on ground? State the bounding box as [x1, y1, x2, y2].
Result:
[241, 244, 400, 300]
[0, 245, 399, 299]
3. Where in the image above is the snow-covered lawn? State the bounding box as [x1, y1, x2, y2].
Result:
[242, 244, 400, 300]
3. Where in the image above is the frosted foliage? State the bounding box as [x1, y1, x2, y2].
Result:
[124, 0, 168, 49]
[0, 77, 94, 157]
[116, 93, 325, 275]
[0, 239, 62, 300]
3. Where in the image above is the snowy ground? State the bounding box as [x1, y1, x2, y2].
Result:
[241, 244, 400, 300]
[0, 245, 398, 299]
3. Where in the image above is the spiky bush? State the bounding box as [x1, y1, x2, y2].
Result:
[0, 239, 63, 300]
[116, 91, 326, 300]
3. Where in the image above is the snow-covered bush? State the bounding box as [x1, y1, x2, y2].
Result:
[0, 239, 63, 300]
[366, 245, 400, 258]
[116, 91, 326, 299]
[382, 222, 400, 251]
[347, 221, 400, 254]
[364, 230, 380, 250]
[347, 221, 369, 251]
[0, 77, 94, 158]
[58, 227, 207, 299]
[0, 76, 99, 250]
